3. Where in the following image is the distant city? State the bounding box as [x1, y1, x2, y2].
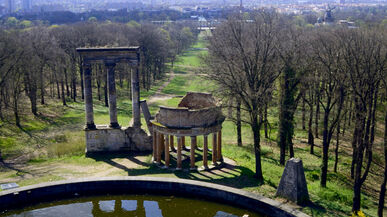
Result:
[0, 0, 386, 16]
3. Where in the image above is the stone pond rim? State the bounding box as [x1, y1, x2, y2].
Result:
[0, 177, 309, 217]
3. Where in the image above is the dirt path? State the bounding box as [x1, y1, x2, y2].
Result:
[129, 71, 176, 125]
[147, 71, 176, 104]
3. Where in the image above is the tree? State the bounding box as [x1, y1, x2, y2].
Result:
[337, 27, 385, 213]
[204, 11, 280, 183]
[311, 28, 346, 188]
[276, 24, 310, 165]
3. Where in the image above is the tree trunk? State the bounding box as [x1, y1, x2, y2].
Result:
[278, 114, 287, 165]
[14, 93, 20, 127]
[302, 97, 306, 130]
[251, 114, 263, 183]
[320, 98, 331, 188]
[97, 79, 101, 101]
[264, 104, 268, 139]
[61, 80, 66, 106]
[352, 140, 365, 212]
[334, 118, 340, 173]
[30, 85, 38, 115]
[315, 93, 320, 138]
[40, 68, 45, 105]
[65, 69, 70, 97]
[72, 78, 77, 102]
[308, 103, 314, 154]
[56, 80, 60, 99]
[0, 101, 3, 122]
[351, 120, 360, 179]
[236, 98, 242, 146]
[378, 111, 387, 217]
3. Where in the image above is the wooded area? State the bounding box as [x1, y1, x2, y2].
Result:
[204, 11, 386, 215]
[0, 21, 196, 127]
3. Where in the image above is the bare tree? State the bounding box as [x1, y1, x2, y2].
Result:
[204, 11, 280, 183]
[276, 23, 310, 165]
[337, 27, 386, 213]
[311, 28, 346, 188]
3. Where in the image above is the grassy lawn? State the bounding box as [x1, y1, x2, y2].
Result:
[0, 33, 384, 217]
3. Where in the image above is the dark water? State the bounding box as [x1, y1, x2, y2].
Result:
[1, 195, 263, 217]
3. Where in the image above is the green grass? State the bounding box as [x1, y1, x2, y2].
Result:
[174, 49, 207, 67]
[0, 34, 383, 217]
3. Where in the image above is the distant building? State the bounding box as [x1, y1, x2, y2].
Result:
[22, 0, 32, 12]
[338, 20, 358, 28]
[315, 5, 335, 26]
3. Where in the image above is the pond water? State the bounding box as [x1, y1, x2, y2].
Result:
[1, 194, 264, 217]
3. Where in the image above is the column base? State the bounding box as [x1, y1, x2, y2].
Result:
[199, 166, 210, 171]
[109, 122, 121, 129]
[85, 123, 97, 130]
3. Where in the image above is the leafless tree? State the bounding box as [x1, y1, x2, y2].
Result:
[336, 27, 386, 213]
[204, 11, 280, 183]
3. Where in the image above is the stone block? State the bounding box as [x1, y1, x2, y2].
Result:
[276, 158, 309, 204]
[85, 126, 152, 153]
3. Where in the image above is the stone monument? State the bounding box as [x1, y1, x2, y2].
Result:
[150, 92, 225, 170]
[76, 47, 152, 154]
[276, 158, 309, 204]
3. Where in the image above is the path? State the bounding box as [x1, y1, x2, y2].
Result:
[128, 70, 176, 125]
[147, 70, 176, 104]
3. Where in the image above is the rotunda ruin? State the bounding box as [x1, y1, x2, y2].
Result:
[150, 92, 225, 170]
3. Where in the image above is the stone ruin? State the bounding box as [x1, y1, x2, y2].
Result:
[76, 47, 225, 171]
[150, 92, 225, 170]
[276, 158, 310, 205]
[76, 47, 152, 154]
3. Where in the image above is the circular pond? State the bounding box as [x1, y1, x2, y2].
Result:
[0, 177, 308, 217]
[1, 194, 261, 217]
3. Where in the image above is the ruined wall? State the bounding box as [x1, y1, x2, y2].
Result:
[85, 126, 152, 153]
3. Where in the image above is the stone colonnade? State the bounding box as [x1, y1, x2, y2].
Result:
[77, 48, 141, 130]
[151, 125, 223, 170]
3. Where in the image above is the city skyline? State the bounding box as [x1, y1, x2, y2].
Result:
[1, 0, 386, 14]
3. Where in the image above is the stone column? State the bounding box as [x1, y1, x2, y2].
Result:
[170, 135, 175, 152]
[177, 136, 183, 170]
[152, 130, 157, 162]
[164, 135, 170, 168]
[106, 61, 119, 128]
[212, 133, 217, 165]
[190, 136, 197, 170]
[83, 63, 96, 130]
[182, 136, 186, 150]
[157, 133, 163, 164]
[203, 135, 209, 169]
[131, 66, 141, 128]
[217, 130, 222, 161]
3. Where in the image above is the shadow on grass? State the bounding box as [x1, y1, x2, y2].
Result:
[303, 200, 327, 216]
[0, 161, 31, 177]
[88, 151, 259, 189]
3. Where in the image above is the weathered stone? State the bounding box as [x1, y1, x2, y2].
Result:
[0, 177, 310, 217]
[178, 92, 216, 109]
[85, 126, 152, 153]
[155, 106, 224, 129]
[276, 158, 309, 204]
[214, 211, 239, 217]
[83, 63, 96, 130]
[124, 127, 152, 151]
[0, 183, 18, 191]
